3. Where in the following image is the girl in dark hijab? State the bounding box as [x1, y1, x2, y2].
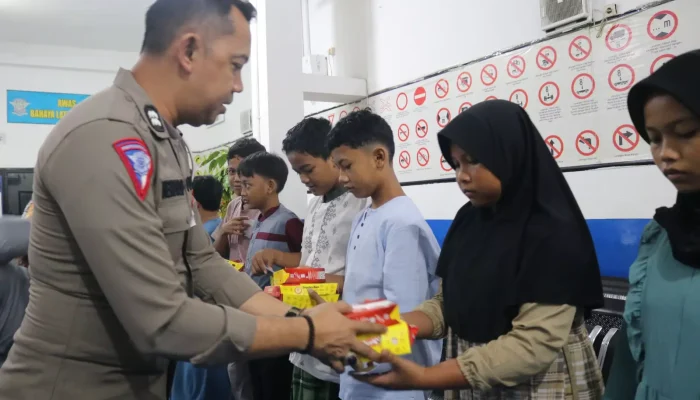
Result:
[604, 49, 700, 400]
[354, 100, 604, 399]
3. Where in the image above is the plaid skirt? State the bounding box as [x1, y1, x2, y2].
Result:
[443, 321, 604, 400]
[291, 366, 341, 400]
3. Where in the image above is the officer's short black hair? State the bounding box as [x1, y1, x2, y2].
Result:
[192, 175, 224, 212]
[141, 0, 257, 55]
[227, 138, 266, 161]
[282, 117, 333, 160]
[327, 109, 395, 161]
[238, 152, 289, 193]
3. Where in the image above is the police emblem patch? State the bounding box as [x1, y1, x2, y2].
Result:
[144, 105, 165, 133]
[113, 138, 153, 201]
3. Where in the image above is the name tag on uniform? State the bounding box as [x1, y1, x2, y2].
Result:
[162, 180, 185, 199]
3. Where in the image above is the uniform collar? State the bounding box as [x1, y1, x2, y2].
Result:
[113, 68, 170, 139]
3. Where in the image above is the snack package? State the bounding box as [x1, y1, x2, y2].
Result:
[345, 300, 418, 372]
[271, 267, 326, 286]
[263, 283, 339, 308]
[227, 260, 244, 271]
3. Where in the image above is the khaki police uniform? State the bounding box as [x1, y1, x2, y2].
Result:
[0, 69, 263, 399]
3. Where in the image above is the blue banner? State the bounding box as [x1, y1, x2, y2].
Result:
[7, 90, 90, 125]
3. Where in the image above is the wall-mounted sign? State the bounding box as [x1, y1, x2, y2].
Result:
[7, 90, 90, 125]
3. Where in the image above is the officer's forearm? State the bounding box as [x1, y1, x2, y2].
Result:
[245, 316, 309, 358]
[239, 292, 293, 317]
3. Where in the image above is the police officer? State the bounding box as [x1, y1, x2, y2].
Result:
[0, 1, 384, 399]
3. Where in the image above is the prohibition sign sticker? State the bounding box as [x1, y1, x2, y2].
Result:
[435, 79, 450, 99]
[544, 135, 564, 159]
[437, 108, 452, 128]
[480, 64, 498, 86]
[440, 155, 452, 171]
[485, 96, 498, 101]
[507, 55, 526, 79]
[417, 147, 430, 167]
[353, 106, 361, 112]
[398, 150, 411, 169]
[650, 54, 675, 74]
[606, 24, 632, 52]
[608, 64, 636, 92]
[647, 10, 678, 41]
[457, 72, 472, 93]
[416, 119, 429, 138]
[459, 102, 473, 114]
[328, 114, 335, 124]
[571, 73, 595, 100]
[575, 130, 599, 157]
[569, 35, 592, 62]
[539, 82, 560, 107]
[396, 92, 408, 111]
[397, 123, 410, 142]
[613, 124, 640, 152]
[414, 87, 427, 106]
[340, 110, 349, 120]
[537, 46, 557, 71]
[509, 89, 528, 109]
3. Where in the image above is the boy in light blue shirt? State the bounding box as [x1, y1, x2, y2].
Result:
[327, 110, 442, 400]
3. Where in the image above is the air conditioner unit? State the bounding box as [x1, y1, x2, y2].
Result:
[541, 0, 592, 35]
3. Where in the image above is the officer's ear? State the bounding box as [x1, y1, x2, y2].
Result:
[174, 33, 202, 74]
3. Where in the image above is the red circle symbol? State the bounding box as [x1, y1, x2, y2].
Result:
[398, 150, 411, 169]
[340, 110, 348, 119]
[480, 64, 498, 86]
[571, 73, 596, 100]
[647, 10, 678, 41]
[575, 130, 599, 157]
[416, 119, 429, 138]
[417, 147, 430, 167]
[458, 102, 472, 114]
[485, 96, 498, 101]
[414, 87, 427, 106]
[606, 24, 633, 52]
[569, 35, 592, 62]
[435, 79, 450, 99]
[613, 124, 640, 152]
[608, 64, 636, 92]
[396, 92, 408, 111]
[436, 108, 452, 128]
[650, 54, 675, 74]
[509, 89, 528, 109]
[507, 55, 526, 79]
[397, 123, 410, 142]
[440, 155, 452, 172]
[544, 135, 564, 159]
[537, 46, 557, 71]
[538, 82, 560, 107]
[353, 107, 361, 112]
[457, 72, 472, 93]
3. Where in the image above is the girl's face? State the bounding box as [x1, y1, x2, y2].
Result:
[450, 144, 502, 207]
[644, 94, 700, 192]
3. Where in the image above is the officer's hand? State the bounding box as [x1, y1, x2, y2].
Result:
[305, 301, 386, 373]
[221, 217, 249, 236]
[251, 249, 279, 275]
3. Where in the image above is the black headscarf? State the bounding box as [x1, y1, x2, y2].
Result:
[436, 100, 603, 343]
[627, 50, 700, 269]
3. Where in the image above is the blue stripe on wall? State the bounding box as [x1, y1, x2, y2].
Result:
[425, 218, 650, 279]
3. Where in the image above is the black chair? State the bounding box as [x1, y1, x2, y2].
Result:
[598, 328, 619, 384]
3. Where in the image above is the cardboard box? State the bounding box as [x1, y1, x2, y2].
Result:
[263, 285, 339, 308]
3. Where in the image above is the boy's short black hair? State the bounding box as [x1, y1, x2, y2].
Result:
[192, 175, 224, 212]
[326, 109, 395, 160]
[238, 152, 289, 193]
[227, 138, 266, 161]
[282, 117, 333, 159]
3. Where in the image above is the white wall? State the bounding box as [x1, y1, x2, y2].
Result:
[0, 41, 252, 168]
[306, 0, 677, 220]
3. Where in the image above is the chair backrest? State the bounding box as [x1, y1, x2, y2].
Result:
[599, 328, 619, 383]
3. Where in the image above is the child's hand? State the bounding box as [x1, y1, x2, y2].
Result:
[221, 217, 249, 236]
[251, 249, 279, 275]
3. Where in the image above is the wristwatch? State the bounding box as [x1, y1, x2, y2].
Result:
[285, 307, 303, 317]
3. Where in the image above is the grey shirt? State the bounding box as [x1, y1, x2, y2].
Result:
[0, 262, 29, 367]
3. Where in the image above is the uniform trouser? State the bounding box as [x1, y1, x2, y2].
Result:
[228, 361, 254, 400]
[248, 355, 294, 400]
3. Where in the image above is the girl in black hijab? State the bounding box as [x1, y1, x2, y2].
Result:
[603, 50, 700, 400]
[354, 100, 604, 399]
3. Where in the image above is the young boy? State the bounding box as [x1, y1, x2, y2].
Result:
[282, 117, 368, 400]
[238, 151, 304, 400]
[326, 110, 442, 400]
[191, 175, 224, 240]
[213, 138, 266, 264]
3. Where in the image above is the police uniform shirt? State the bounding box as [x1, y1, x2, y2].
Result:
[0, 69, 262, 400]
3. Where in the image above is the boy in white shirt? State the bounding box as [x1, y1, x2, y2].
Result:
[277, 117, 367, 400]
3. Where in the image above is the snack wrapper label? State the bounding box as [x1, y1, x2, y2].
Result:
[271, 267, 326, 286]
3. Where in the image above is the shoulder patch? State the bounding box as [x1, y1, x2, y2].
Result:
[113, 138, 154, 201]
[144, 105, 165, 133]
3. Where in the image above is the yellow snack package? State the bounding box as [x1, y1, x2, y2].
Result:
[227, 260, 244, 271]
